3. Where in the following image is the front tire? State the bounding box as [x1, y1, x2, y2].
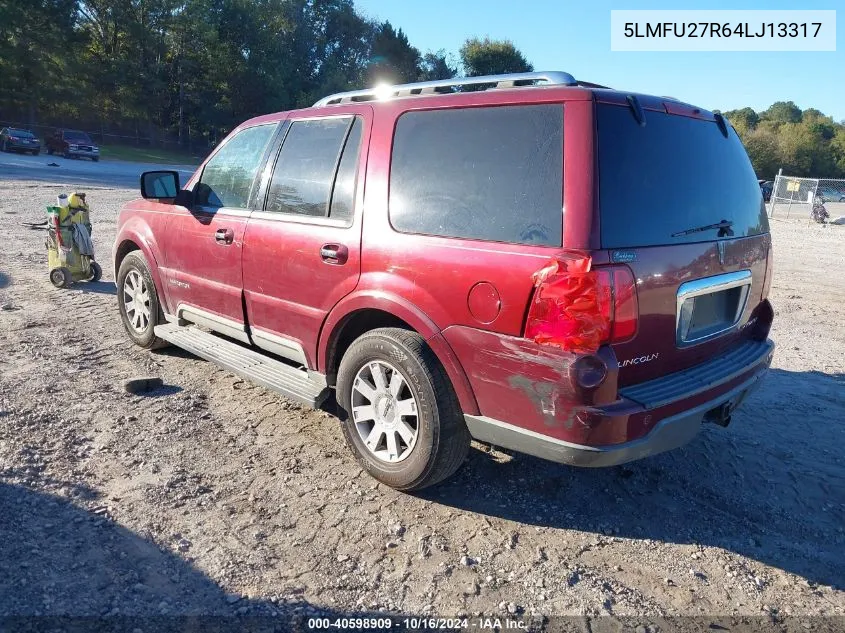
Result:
[117, 251, 167, 349]
[336, 328, 470, 491]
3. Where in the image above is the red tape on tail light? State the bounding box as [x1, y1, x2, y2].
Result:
[525, 254, 612, 354]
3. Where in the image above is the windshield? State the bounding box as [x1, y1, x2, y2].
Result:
[597, 103, 768, 248]
[9, 129, 34, 138]
[66, 131, 93, 143]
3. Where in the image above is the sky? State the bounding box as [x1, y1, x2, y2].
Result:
[354, 0, 844, 121]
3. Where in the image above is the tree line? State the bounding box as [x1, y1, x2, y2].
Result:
[0, 0, 530, 150]
[2, 0, 842, 177]
[721, 102, 845, 180]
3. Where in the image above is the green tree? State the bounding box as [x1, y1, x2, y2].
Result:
[723, 107, 759, 131]
[418, 50, 458, 81]
[367, 21, 420, 85]
[831, 129, 845, 175]
[459, 37, 533, 77]
[0, 0, 78, 123]
[760, 100, 802, 124]
[742, 126, 781, 179]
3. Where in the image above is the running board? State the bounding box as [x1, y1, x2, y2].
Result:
[154, 323, 329, 408]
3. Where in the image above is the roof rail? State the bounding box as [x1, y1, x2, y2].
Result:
[313, 71, 578, 107]
[577, 81, 612, 89]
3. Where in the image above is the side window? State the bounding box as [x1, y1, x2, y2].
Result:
[328, 118, 363, 222]
[265, 117, 360, 219]
[389, 104, 563, 246]
[196, 124, 276, 209]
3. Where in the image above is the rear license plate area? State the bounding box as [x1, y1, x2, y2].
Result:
[686, 287, 743, 339]
[676, 270, 752, 347]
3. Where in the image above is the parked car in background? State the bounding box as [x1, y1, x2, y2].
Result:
[0, 127, 41, 154]
[45, 129, 100, 161]
[758, 179, 773, 202]
[114, 71, 774, 491]
[816, 185, 845, 203]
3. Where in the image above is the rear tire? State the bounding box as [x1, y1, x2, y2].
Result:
[92, 156, 99, 162]
[336, 327, 470, 491]
[88, 261, 102, 282]
[117, 251, 167, 349]
[47, 147, 54, 155]
[50, 267, 72, 288]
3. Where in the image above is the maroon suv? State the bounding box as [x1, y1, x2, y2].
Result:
[46, 129, 100, 161]
[113, 71, 774, 490]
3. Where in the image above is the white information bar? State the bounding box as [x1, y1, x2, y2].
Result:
[611, 10, 836, 51]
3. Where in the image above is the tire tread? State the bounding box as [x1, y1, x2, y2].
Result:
[337, 327, 470, 491]
[117, 251, 168, 350]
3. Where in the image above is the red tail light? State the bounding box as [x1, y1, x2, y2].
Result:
[525, 254, 638, 354]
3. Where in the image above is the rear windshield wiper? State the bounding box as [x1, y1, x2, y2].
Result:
[672, 220, 734, 238]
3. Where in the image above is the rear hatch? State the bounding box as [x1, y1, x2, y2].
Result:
[595, 97, 771, 386]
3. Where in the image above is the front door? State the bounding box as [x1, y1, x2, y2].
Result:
[161, 122, 278, 342]
[242, 109, 370, 368]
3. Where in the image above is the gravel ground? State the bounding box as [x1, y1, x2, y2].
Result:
[0, 180, 843, 623]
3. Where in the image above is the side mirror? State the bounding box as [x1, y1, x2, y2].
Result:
[140, 170, 180, 199]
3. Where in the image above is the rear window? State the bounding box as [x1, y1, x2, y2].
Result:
[389, 104, 563, 246]
[10, 129, 34, 138]
[597, 104, 768, 248]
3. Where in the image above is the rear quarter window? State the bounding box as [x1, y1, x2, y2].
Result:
[389, 104, 563, 246]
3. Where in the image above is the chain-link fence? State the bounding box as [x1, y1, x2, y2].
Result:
[769, 172, 845, 220]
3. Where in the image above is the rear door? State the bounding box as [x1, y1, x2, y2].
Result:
[241, 108, 370, 368]
[160, 123, 278, 342]
[594, 99, 770, 385]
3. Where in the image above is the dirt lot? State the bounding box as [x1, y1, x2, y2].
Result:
[1, 180, 843, 624]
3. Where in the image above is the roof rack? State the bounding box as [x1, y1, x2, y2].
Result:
[576, 81, 612, 89]
[313, 71, 578, 107]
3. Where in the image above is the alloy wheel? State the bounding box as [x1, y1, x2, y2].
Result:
[122, 270, 151, 333]
[351, 360, 419, 463]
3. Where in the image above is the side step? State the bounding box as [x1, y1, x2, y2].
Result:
[154, 323, 329, 408]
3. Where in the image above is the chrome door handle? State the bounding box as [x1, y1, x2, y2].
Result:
[215, 228, 234, 245]
[320, 244, 348, 264]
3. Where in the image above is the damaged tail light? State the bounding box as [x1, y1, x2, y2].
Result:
[524, 253, 638, 354]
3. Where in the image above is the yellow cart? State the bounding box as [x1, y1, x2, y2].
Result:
[46, 192, 102, 288]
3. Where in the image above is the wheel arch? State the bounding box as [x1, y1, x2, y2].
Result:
[113, 231, 170, 314]
[319, 293, 480, 415]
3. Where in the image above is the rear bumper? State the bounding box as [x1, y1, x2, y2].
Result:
[67, 149, 99, 158]
[465, 339, 774, 467]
